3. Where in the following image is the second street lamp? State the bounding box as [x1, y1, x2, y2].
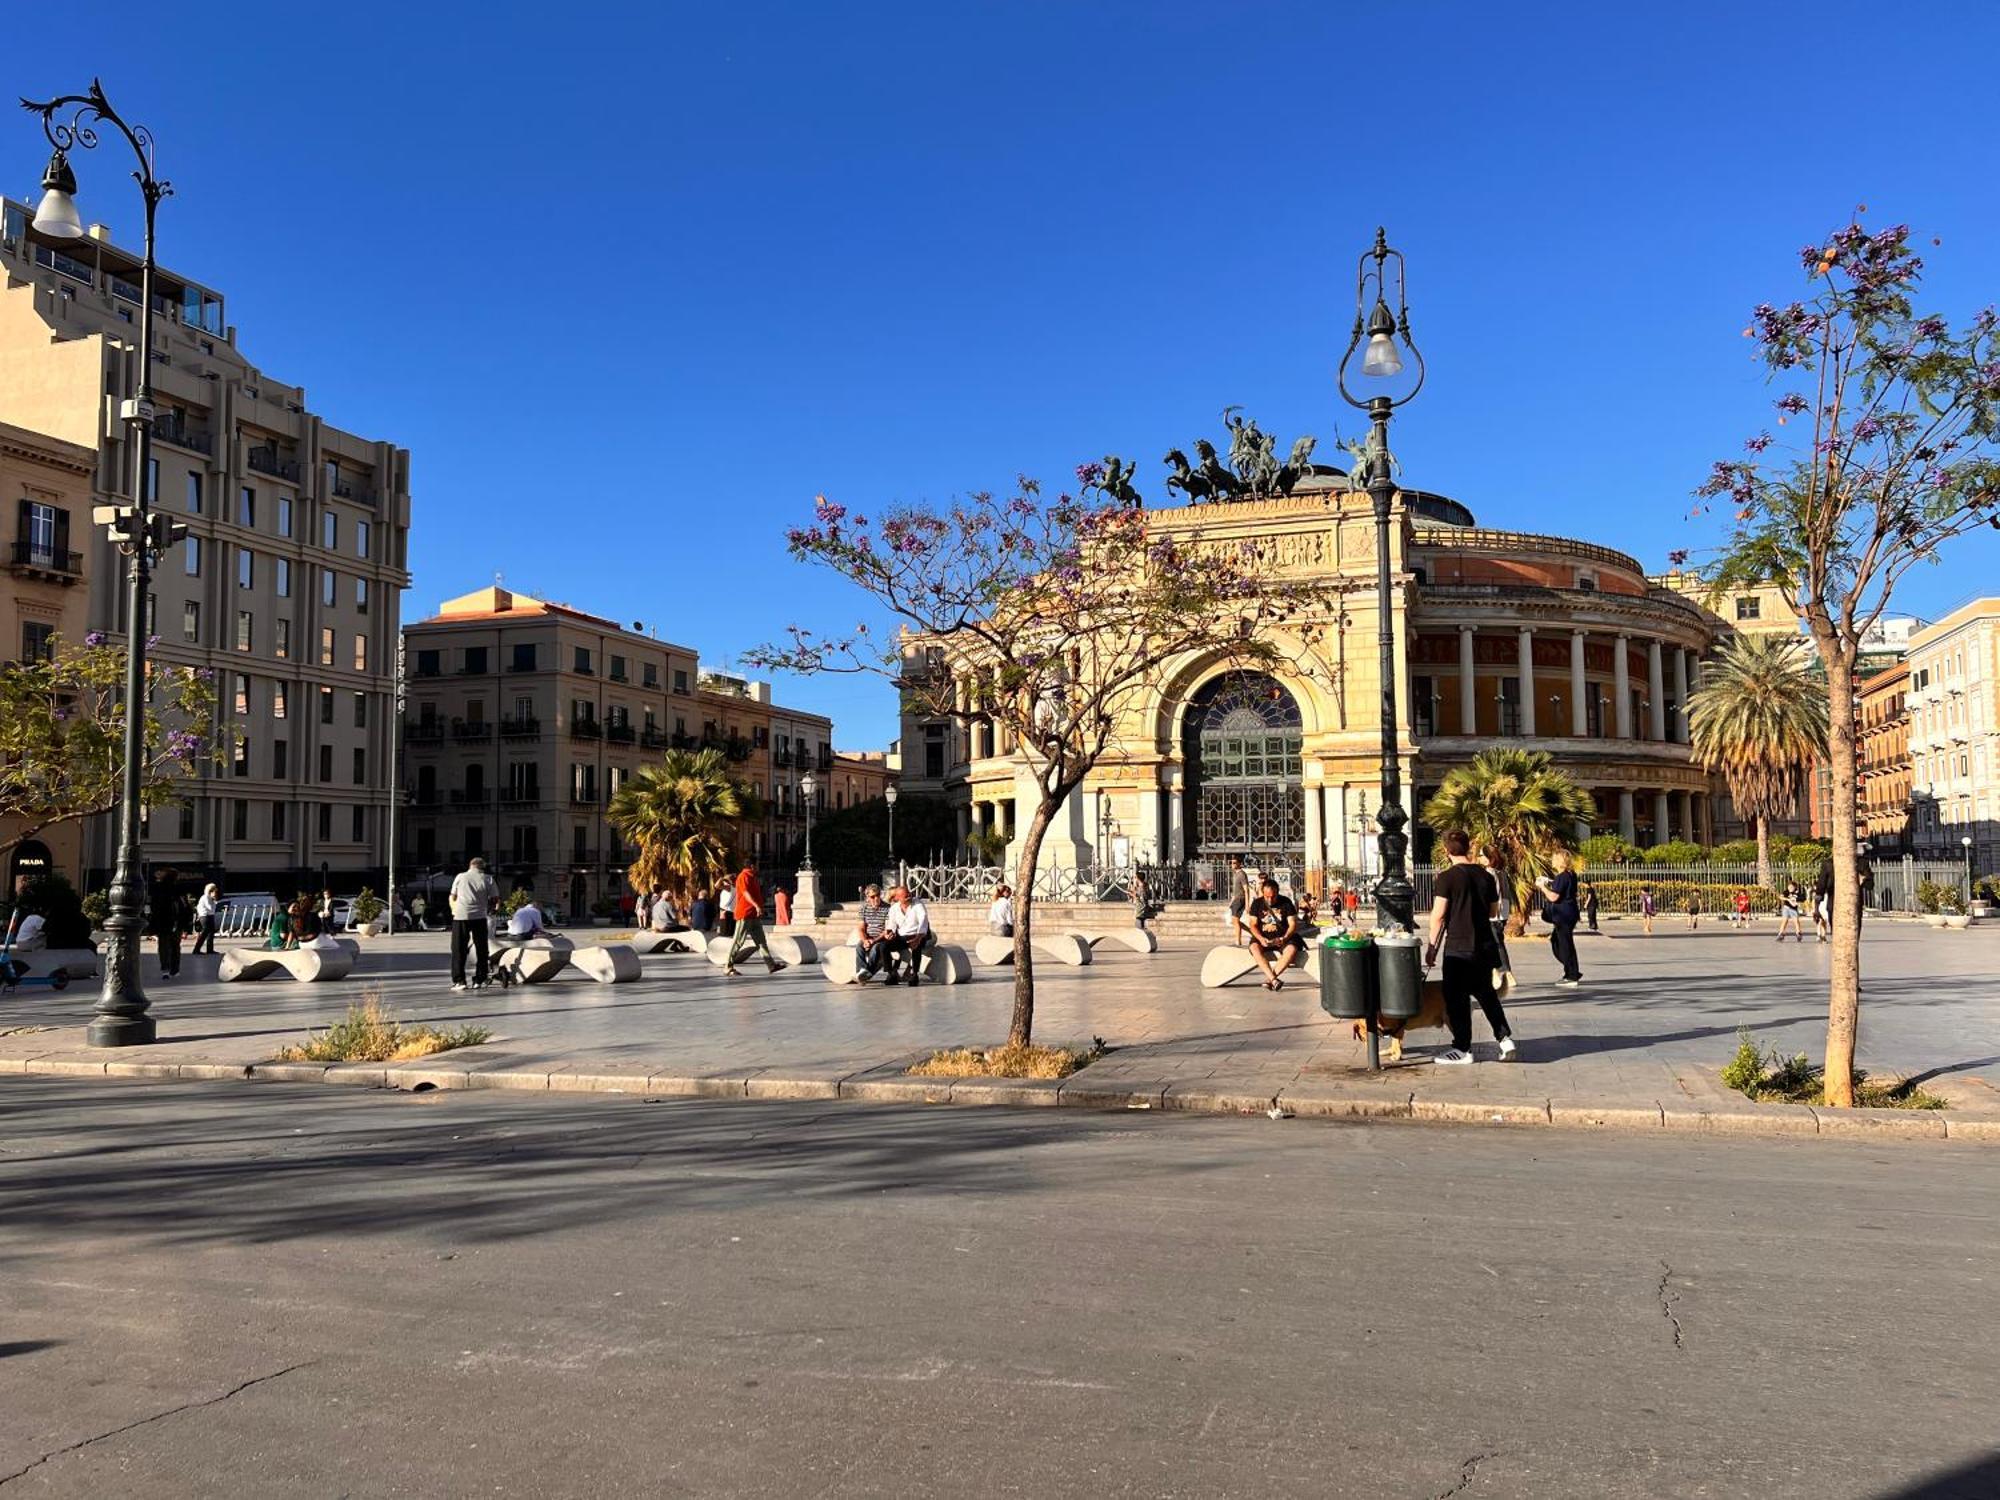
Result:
[798, 771, 818, 871]
[1337, 226, 1427, 937]
[884, 782, 899, 865]
[21, 80, 183, 1047]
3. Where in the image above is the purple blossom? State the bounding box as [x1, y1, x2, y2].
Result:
[1852, 416, 1882, 442]
[1775, 393, 1809, 416]
[146, 634, 161, 649]
[84, 631, 105, 647]
[1744, 433, 1773, 453]
[1667, 549, 1690, 567]
[1075, 462, 1104, 488]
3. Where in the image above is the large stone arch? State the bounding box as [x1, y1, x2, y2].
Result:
[1178, 670, 1307, 863]
[1152, 636, 1326, 753]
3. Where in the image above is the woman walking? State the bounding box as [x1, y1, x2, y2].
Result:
[1535, 852, 1583, 988]
[190, 883, 221, 956]
[1777, 879, 1806, 942]
[1639, 885, 1657, 936]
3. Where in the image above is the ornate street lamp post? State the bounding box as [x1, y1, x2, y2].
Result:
[1337, 227, 1426, 935]
[798, 771, 818, 871]
[1964, 834, 1976, 902]
[884, 782, 899, 864]
[21, 81, 183, 1047]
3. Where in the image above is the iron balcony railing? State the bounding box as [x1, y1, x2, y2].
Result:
[448, 789, 490, 806]
[10, 541, 82, 575]
[154, 422, 215, 456]
[403, 719, 445, 742]
[246, 447, 302, 482]
[451, 719, 493, 741]
[570, 718, 602, 739]
[500, 716, 541, 738]
[605, 722, 635, 744]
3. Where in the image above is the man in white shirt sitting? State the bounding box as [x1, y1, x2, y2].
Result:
[649, 891, 682, 932]
[881, 887, 933, 987]
[506, 896, 548, 940]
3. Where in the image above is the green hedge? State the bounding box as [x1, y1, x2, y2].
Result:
[1580, 878, 1786, 915]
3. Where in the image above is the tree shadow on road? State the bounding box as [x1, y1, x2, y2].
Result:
[1872, 1452, 2000, 1499]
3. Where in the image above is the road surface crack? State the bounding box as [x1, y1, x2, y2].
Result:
[1433, 1451, 1495, 1498]
[0, 1361, 314, 1486]
[1657, 1260, 1685, 1350]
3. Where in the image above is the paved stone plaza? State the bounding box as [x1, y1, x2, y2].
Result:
[2, 917, 1997, 1135]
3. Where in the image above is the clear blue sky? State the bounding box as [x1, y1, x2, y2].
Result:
[21, 1, 2000, 746]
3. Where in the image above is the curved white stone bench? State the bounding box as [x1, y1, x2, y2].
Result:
[572, 944, 641, 984]
[974, 932, 1091, 967]
[822, 944, 863, 984]
[708, 932, 817, 968]
[218, 938, 354, 983]
[922, 944, 971, 984]
[1082, 928, 1159, 955]
[495, 936, 574, 985]
[1199, 944, 1318, 989]
[632, 932, 702, 955]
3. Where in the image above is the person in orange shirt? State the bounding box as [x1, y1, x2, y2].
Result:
[724, 863, 787, 977]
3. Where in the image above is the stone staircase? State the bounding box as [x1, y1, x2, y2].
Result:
[815, 900, 1238, 944]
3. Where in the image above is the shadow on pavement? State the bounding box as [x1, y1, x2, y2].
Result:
[0, 1340, 61, 1359]
[1873, 1452, 2000, 1499]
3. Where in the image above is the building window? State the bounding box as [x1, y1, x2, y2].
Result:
[643, 663, 659, 688]
[464, 646, 488, 675]
[276, 558, 291, 598]
[239, 486, 255, 527]
[183, 601, 200, 642]
[353, 691, 367, 728]
[417, 649, 441, 677]
[1735, 596, 1762, 621]
[512, 643, 535, 672]
[186, 471, 203, 515]
[353, 634, 368, 672]
[24, 501, 59, 565]
[320, 627, 335, 665]
[236, 610, 253, 652]
[319, 744, 333, 782]
[322, 511, 338, 550]
[353, 747, 366, 785]
[277, 496, 292, 537]
[274, 619, 290, 659]
[355, 576, 368, 613]
[319, 686, 335, 724]
[233, 738, 250, 777]
[318, 802, 332, 841]
[673, 669, 689, 695]
[184, 536, 201, 576]
[273, 683, 288, 719]
[271, 800, 286, 840]
[610, 654, 627, 682]
[232, 798, 247, 838]
[20, 621, 55, 661]
[234, 674, 250, 715]
[574, 646, 593, 675]
[322, 568, 336, 607]
[273, 739, 288, 778]
[352, 804, 365, 843]
[177, 803, 195, 839]
[355, 520, 370, 559]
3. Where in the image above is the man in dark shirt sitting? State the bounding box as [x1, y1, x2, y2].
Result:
[1238, 877, 1301, 991]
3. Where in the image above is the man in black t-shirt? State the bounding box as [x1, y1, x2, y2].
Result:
[1239, 877, 1301, 991]
[1425, 829, 1515, 1065]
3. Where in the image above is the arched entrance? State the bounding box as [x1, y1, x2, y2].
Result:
[1182, 671, 1304, 864]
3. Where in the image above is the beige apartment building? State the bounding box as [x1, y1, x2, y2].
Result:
[401, 589, 834, 914]
[1904, 598, 2000, 871]
[0, 418, 98, 888]
[1, 198, 412, 897]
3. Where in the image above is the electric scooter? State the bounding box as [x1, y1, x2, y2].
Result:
[0, 911, 69, 993]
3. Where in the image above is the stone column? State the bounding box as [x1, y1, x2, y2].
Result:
[1167, 781, 1185, 864]
[1619, 789, 1636, 843]
[1518, 627, 1536, 737]
[1570, 630, 1587, 736]
[1653, 791, 1671, 847]
[1648, 640, 1667, 742]
[1675, 790, 1692, 845]
[1673, 649, 1691, 745]
[1614, 634, 1632, 738]
[1303, 780, 1323, 882]
[1137, 778, 1163, 866]
[1458, 625, 1476, 734]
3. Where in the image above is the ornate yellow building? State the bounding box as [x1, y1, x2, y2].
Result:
[899, 471, 1727, 886]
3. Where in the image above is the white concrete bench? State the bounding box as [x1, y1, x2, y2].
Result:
[973, 932, 1092, 967]
[571, 944, 641, 984]
[821, 939, 968, 985]
[494, 936, 574, 985]
[217, 937, 354, 983]
[18, 947, 99, 980]
[707, 932, 817, 968]
[632, 932, 703, 955]
[1199, 944, 1319, 989]
[1082, 928, 1158, 955]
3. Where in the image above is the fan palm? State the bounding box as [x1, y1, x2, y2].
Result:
[1687, 633, 1829, 888]
[607, 748, 744, 902]
[1422, 747, 1596, 933]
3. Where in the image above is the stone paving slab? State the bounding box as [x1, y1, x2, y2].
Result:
[3, 922, 1998, 1143]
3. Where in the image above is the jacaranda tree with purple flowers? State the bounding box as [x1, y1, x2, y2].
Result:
[0, 634, 222, 861]
[753, 466, 1330, 1048]
[1698, 212, 2000, 1106]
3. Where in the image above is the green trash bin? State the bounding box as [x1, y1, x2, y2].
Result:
[1375, 931, 1425, 1019]
[1317, 934, 1376, 1020]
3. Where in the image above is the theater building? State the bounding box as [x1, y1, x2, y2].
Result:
[898, 469, 1735, 886]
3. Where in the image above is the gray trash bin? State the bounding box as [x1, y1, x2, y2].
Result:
[1317, 934, 1375, 1020]
[1375, 931, 1425, 1020]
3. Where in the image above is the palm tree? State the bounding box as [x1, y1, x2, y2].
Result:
[1687, 633, 1829, 889]
[607, 748, 744, 902]
[1422, 748, 1596, 933]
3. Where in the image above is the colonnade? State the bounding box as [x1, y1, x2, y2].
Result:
[1437, 624, 1701, 744]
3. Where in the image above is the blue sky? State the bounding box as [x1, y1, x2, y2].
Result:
[20, 1, 2000, 746]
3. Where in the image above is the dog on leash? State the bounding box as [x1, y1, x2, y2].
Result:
[1348, 967, 1517, 1062]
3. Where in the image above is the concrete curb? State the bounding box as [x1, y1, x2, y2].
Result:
[3, 1050, 1995, 1143]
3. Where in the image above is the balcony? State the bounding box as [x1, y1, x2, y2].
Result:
[670, 732, 698, 750]
[403, 719, 445, 743]
[154, 420, 215, 457]
[456, 661, 491, 676]
[772, 748, 793, 768]
[408, 790, 440, 807]
[499, 789, 542, 807]
[451, 719, 493, 742]
[246, 447, 302, 483]
[9, 541, 83, 580]
[448, 789, 490, 807]
[569, 792, 599, 808]
[569, 847, 600, 865]
[506, 658, 537, 673]
[816, 751, 834, 771]
[605, 722, 635, 745]
[640, 726, 666, 749]
[413, 660, 443, 678]
[570, 718, 602, 740]
[500, 715, 541, 738]
[331, 478, 378, 506]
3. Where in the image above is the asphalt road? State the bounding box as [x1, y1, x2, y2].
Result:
[1, 1077, 1996, 1499]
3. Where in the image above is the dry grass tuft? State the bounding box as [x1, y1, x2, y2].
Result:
[275, 994, 491, 1064]
[907, 1038, 1107, 1079]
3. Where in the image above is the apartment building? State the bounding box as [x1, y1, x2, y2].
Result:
[1857, 660, 1912, 852]
[0, 199, 412, 894]
[828, 751, 893, 812]
[0, 419, 97, 887]
[1904, 598, 2000, 870]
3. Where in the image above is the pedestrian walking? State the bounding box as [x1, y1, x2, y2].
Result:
[1685, 890, 1701, 930]
[1813, 862, 1835, 943]
[1535, 851, 1583, 987]
[448, 855, 499, 991]
[149, 869, 189, 980]
[191, 882, 221, 955]
[1425, 830, 1515, 1065]
[1345, 886, 1362, 926]
[723, 864, 787, 976]
[1639, 884, 1656, 936]
[1582, 881, 1600, 933]
[1226, 856, 1250, 946]
[1479, 846, 1515, 994]
[1129, 870, 1154, 931]
[1777, 879, 1806, 942]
